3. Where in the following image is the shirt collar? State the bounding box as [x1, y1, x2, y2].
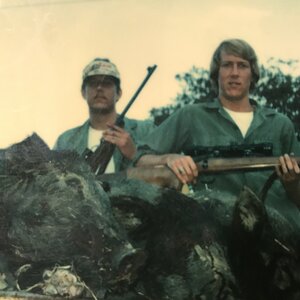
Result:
[202, 97, 276, 117]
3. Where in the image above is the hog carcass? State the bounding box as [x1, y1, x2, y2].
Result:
[0, 134, 145, 298]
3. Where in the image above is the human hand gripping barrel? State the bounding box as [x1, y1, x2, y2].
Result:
[83, 65, 157, 175]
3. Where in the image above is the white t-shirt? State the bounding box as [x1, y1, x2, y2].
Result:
[224, 107, 253, 138]
[88, 126, 115, 173]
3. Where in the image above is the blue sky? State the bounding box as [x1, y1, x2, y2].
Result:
[0, 0, 299, 147]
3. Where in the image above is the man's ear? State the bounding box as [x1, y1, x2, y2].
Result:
[116, 89, 122, 103]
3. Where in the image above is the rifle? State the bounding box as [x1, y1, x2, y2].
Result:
[196, 156, 300, 174]
[84, 65, 157, 175]
[126, 156, 300, 191]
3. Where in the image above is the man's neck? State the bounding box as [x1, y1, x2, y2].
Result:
[89, 110, 118, 130]
[219, 96, 253, 112]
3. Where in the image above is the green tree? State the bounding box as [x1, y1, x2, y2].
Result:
[252, 58, 300, 140]
[150, 59, 300, 140]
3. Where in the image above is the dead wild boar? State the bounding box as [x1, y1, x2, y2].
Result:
[0, 134, 145, 298]
[0, 134, 299, 300]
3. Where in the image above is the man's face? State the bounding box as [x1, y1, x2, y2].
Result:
[218, 51, 252, 102]
[82, 75, 121, 114]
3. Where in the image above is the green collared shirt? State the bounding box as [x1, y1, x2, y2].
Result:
[136, 99, 300, 227]
[53, 117, 155, 172]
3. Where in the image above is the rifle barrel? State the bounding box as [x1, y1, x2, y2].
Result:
[118, 65, 157, 120]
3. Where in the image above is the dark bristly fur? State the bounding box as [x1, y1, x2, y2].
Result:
[0, 134, 299, 300]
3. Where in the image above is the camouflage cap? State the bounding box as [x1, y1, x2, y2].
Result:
[82, 58, 120, 81]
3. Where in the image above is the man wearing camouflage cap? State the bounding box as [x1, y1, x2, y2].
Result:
[54, 58, 155, 173]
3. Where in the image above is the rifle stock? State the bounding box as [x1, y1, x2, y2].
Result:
[124, 156, 300, 190]
[84, 65, 157, 175]
[85, 141, 116, 174]
[196, 156, 300, 173]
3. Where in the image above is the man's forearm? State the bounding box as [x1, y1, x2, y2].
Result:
[136, 154, 169, 167]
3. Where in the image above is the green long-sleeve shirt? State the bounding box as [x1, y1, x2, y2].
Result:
[136, 98, 300, 228]
[54, 117, 155, 172]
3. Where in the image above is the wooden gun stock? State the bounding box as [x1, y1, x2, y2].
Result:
[85, 140, 116, 175]
[196, 156, 300, 173]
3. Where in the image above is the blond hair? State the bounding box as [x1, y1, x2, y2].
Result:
[209, 39, 260, 92]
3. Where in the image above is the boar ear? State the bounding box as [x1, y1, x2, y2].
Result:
[231, 186, 268, 243]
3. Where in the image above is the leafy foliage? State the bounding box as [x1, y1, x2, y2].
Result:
[252, 58, 300, 139]
[150, 59, 300, 140]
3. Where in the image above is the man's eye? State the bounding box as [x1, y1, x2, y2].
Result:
[221, 62, 231, 68]
[238, 63, 249, 68]
[88, 80, 98, 87]
[103, 79, 114, 85]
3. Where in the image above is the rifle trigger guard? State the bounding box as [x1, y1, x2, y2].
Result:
[202, 160, 208, 169]
[200, 175, 215, 185]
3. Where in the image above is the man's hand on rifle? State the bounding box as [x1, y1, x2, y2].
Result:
[276, 154, 300, 182]
[276, 153, 300, 208]
[166, 154, 198, 184]
[103, 123, 136, 160]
